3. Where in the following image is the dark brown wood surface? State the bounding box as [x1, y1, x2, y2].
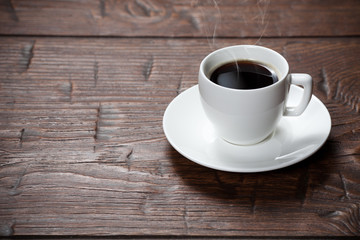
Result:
[0, 0, 359, 238]
[1, 0, 360, 37]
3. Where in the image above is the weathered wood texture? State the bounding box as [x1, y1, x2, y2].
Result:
[0, 0, 360, 37]
[0, 37, 359, 236]
[0, 0, 360, 238]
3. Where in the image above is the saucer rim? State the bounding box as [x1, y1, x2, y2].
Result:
[163, 85, 331, 173]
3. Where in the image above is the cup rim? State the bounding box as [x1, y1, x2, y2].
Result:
[199, 45, 290, 92]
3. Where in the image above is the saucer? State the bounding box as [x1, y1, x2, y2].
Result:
[163, 85, 331, 172]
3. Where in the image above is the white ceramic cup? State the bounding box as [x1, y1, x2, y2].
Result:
[198, 45, 312, 145]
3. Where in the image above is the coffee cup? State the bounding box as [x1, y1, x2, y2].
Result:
[198, 45, 312, 145]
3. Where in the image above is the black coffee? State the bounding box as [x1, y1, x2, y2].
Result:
[210, 60, 278, 90]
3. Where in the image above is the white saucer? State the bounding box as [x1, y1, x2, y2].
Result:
[163, 85, 331, 173]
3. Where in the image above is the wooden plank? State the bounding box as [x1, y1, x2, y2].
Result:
[0, 0, 359, 37]
[0, 37, 359, 236]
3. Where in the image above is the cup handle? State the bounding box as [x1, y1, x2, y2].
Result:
[284, 73, 313, 116]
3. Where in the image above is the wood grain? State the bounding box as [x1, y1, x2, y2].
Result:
[0, 0, 359, 37]
[0, 37, 359, 236]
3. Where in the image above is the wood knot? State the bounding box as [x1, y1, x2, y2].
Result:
[125, 0, 168, 23]
[0, 223, 14, 236]
[320, 204, 360, 235]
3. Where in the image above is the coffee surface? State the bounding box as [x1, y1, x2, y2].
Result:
[210, 60, 278, 90]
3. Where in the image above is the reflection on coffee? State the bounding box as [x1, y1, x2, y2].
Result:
[210, 60, 278, 90]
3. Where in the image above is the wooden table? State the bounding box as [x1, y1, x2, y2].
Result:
[0, 0, 359, 238]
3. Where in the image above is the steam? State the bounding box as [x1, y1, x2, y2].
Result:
[253, 0, 270, 45]
[196, 0, 271, 75]
[196, 0, 222, 51]
[197, 0, 271, 49]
